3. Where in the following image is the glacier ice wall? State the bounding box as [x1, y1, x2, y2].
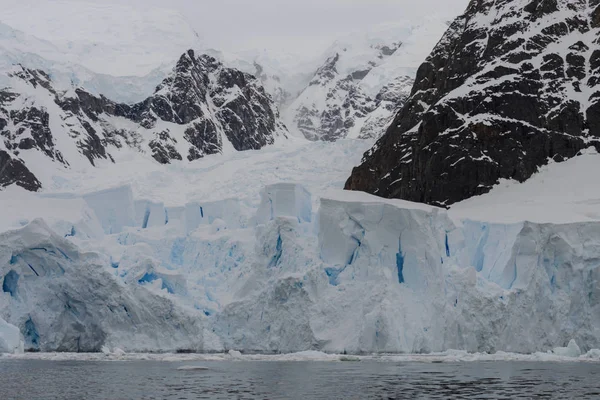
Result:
[1, 184, 599, 354]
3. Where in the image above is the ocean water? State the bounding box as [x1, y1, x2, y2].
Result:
[0, 359, 599, 399]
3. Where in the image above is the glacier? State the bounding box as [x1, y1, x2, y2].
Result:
[1, 157, 599, 354]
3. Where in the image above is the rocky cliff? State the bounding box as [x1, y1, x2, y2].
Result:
[346, 0, 600, 206]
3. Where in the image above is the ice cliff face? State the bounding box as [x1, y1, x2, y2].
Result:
[0, 51, 287, 192]
[0, 219, 205, 352]
[1, 183, 598, 354]
[347, 0, 600, 206]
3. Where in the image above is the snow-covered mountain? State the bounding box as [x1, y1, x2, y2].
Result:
[0, 51, 287, 191]
[285, 20, 451, 141]
[206, 48, 319, 111]
[0, 22, 171, 104]
[347, 0, 600, 206]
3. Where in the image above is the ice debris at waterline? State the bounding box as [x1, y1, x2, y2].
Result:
[0, 317, 24, 354]
[1, 183, 599, 354]
[177, 365, 210, 371]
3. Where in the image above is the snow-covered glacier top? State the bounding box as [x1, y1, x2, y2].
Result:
[0, 0, 201, 77]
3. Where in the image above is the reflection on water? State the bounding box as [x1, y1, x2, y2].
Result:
[0, 360, 599, 399]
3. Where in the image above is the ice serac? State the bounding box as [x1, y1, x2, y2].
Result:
[347, 0, 600, 206]
[256, 183, 312, 224]
[185, 198, 244, 233]
[0, 219, 204, 352]
[83, 186, 136, 235]
[0, 50, 288, 192]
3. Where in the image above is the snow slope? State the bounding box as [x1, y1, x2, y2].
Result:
[1, 140, 599, 354]
[0, 0, 201, 77]
[450, 148, 600, 224]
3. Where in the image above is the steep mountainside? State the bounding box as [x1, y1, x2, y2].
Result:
[0, 50, 287, 191]
[286, 20, 452, 141]
[346, 0, 600, 206]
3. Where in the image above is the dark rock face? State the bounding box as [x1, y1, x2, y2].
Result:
[346, 0, 600, 206]
[0, 51, 287, 191]
[0, 150, 41, 191]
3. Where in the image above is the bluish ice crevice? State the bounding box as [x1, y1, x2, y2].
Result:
[397, 239, 405, 284]
[473, 224, 489, 272]
[164, 209, 169, 225]
[138, 272, 159, 284]
[348, 236, 362, 265]
[445, 233, 450, 257]
[65, 226, 76, 237]
[142, 208, 151, 229]
[161, 280, 175, 294]
[27, 263, 40, 277]
[170, 238, 186, 266]
[138, 272, 174, 293]
[56, 248, 70, 260]
[2, 270, 19, 297]
[200, 206, 204, 218]
[325, 266, 346, 286]
[24, 317, 40, 350]
[110, 258, 119, 269]
[205, 291, 215, 303]
[9, 255, 18, 265]
[268, 235, 283, 268]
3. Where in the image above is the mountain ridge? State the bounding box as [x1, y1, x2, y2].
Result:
[346, 0, 600, 206]
[0, 50, 287, 191]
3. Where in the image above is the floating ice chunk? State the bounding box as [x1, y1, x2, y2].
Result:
[0, 317, 24, 354]
[552, 339, 581, 358]
[113, 348, 126, 356]
[177, 365, 209, 371]
[256, 183, 312, 225]
[83, 185, 135, 234]
[583, 349, 600, 360]
[228, 349, 243, 359]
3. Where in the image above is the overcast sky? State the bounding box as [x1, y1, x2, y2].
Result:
[101, 0, 470, 55]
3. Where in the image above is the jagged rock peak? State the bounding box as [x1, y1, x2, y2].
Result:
[0, 51, 288, 192]
[346, 0, 600, 206]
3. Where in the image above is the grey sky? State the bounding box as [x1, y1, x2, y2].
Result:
[102, 0, 470, 55]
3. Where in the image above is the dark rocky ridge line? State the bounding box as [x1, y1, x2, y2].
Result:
[0, 50, 287, 191]
[346, 0, 600, 206]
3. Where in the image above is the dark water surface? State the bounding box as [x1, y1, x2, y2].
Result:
[0, 360, 599, 399]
